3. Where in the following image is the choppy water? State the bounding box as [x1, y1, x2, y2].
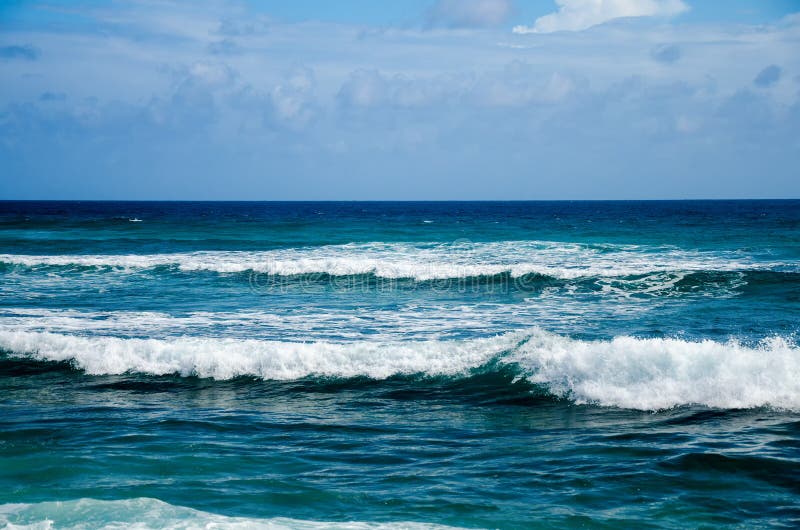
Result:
[1, 200, 799, 529]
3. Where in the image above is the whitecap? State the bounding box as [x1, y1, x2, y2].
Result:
[0, 241, 790, 280]
[1, 327, 798, 411]
[0, 498, 464, 530]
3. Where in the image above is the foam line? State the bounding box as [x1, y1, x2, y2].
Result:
[0, 241, 788, 280]
[0, 498, 463, 529]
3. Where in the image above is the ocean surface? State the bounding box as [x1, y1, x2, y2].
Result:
[1, 200, 799, 529]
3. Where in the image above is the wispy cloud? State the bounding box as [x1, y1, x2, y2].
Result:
[753, 65, 782, 88]
[650, 43, 681, 64]
[0, 44, 40, 60]
[513, 0, 688, 34]
[426, 0, 514, 28]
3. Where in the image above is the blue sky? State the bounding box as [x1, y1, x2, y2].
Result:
[1, 0, 799, 199]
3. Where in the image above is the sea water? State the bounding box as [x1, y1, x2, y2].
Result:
[0, 200, 798, 528]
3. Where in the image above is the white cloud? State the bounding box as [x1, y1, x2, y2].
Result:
[337, 70, 390, 107]
[513, 0, 688, 34]
[3, 1, 799, 199]
[470, 63, 581, 106]
[427, 0, 513, 28]
[270, 67, 316, 127]
[188, 61, 236, 87]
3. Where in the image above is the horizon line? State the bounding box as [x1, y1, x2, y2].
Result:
[1, 198, 798, 203]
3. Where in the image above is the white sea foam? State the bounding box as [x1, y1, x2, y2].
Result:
[511, 332, 800, 410]
[0, 304, 610, 342]
[0, 241, 788, 280]
[0, 329, 514, 380]
[0, 498, 463, 530]
[1, 327, 798, 411]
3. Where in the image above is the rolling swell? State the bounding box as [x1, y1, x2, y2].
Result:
[2, 259, 798, 299]
[2, 202, 800, 529]
[1, 328, 798, 411]
[0, 240, 793, 280]
[0, 356, 553, 407]
[659, 453, 800, 493]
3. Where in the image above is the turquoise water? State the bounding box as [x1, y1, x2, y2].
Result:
[1, 200, 799, 529]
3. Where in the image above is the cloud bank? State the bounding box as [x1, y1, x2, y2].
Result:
[0, 1, 798, 199]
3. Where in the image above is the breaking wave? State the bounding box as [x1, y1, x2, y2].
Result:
[0, 241, 792, 280]
[1, 328, 798, 411]
[0, 498, 463, 530]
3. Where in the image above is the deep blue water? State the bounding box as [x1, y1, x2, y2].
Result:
[1, 200, 799, 529]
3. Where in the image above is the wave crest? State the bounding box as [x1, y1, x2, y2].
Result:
[1, 328, 798, 411]
[0, 241, 791, 280]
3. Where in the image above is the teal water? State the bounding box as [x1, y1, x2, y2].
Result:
[1, 201, 799, 529]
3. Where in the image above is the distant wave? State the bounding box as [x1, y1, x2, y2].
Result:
[2, 328, 798, 411]
[0, 241, 793, 280]
[0, 498, 462, 529]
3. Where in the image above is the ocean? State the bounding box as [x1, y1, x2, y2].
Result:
[0, 200, 798, 529]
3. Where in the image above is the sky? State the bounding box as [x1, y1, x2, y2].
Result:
[0, 0, 798, 200]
